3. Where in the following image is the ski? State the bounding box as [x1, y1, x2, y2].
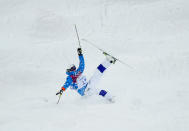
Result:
[81, 39, 133, 69]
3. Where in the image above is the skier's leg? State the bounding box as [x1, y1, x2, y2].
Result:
[88, 59, 111, 88]
[85, 59, 114, 102]
[99, 90, 115, 102]
[86, 53, 117, 90]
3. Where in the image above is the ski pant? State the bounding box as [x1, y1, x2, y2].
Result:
[84, 59, 112, 99]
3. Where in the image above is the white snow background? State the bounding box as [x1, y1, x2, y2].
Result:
[0, 0, 189, 131]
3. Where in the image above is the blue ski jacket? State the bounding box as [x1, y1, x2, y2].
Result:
[61, 55, 87, 96]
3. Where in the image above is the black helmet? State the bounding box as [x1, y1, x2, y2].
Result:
[66, 64, 76, 72]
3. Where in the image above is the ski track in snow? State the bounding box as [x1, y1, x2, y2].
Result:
[0, 0, 189, 131]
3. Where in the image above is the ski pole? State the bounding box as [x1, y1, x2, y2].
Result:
[57, 94, 62, 104]
[74, 24, 81, 48]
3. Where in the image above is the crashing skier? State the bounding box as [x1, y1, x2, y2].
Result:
[56, 48, 116, 103]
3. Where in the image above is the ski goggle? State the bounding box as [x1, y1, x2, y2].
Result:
[67, 66, 76, 72]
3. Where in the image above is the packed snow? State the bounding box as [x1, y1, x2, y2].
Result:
[0, 0, 189, 131]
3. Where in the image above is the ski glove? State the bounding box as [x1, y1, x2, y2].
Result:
[77, 48, 82, 56]
[56, 89, 63, 95]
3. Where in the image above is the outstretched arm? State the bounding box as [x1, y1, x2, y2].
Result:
[56, 76, 72, 95]
[76, 48, 85, 73]
[61, 76, 72, 91]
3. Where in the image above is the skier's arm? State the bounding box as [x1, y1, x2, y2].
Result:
[76, 48, 85, 73]
[61, 76, 72, 91]
[56, 76, 72, 95]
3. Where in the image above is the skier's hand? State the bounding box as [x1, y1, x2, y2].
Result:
[56, 89, 63, 95]
[77, 48, 82, 56]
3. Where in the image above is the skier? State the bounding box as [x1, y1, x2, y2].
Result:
[56, 48, 116, 102]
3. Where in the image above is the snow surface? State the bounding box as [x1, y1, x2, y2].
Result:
[0, 0, 189, 131]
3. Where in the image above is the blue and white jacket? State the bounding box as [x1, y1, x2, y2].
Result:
[61, 55, 87, 96]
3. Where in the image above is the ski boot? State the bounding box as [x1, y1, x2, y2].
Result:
[104, 93, 116, 103]
[103, 52, 117, 64]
